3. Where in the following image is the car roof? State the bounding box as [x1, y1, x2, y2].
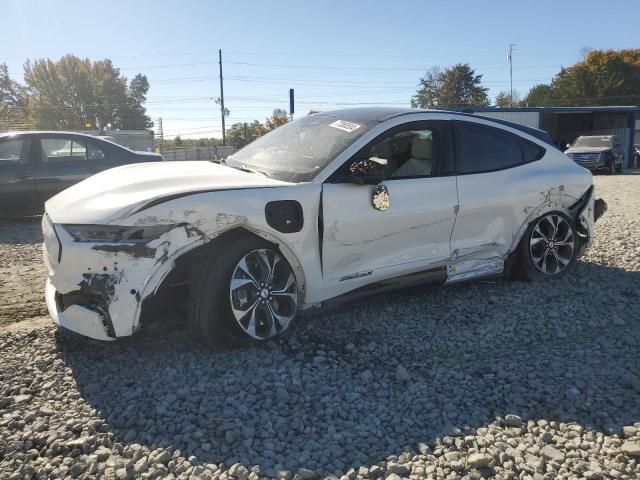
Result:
[311, 107, 555, 146]
[0, 130, 131, 150]
[0, 130, 108, 140]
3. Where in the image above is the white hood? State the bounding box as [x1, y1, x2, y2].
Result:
[45, 161, 290, 224]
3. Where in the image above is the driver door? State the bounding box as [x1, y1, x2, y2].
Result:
[321, 121, 458, 287]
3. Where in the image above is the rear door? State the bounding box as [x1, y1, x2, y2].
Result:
[450, 121, 546, 263]
[34, 134, 119, 204]
[0, 135, 39, 217]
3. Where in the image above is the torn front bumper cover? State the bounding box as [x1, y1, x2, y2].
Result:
[45, 280, 115, 341]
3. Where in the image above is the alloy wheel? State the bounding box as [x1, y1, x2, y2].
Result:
[228, 249, 298, 339]
[529, 214, 575, 275]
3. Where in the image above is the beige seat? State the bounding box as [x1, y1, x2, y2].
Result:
[369, 141, 397, 173]
[391, 135, 433, 178]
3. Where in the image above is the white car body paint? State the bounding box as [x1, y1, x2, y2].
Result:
[322, 177, 457, 280]
[42, 110, 596, 340]
[45, 161, 290, 224]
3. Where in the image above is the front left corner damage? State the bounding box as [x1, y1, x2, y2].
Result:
[48, 223, 208, 338]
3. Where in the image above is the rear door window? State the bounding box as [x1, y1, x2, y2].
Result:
[41, 138, 87, 162]
[0, 139, 26, 164]
[88, 143, 107, 160]
[454, 122, 544, 174]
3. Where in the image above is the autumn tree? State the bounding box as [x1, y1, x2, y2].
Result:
[1, 55, 153, 130]
[522, 49, 640, 106]
[411, 64, 489, 109]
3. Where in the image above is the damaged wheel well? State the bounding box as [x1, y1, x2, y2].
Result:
[139, 227, 285, 328]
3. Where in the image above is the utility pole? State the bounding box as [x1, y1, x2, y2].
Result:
[289, 88, 295, 121]
[218, 49, 226, 145]
[508, 43, 515, 107]
[156, 117, 164, 152]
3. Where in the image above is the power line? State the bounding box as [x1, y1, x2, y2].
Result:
[223, 61, 561, 72]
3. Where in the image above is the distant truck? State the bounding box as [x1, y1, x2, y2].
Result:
[565, 135, 624, 174]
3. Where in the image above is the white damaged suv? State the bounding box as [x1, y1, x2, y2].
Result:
[43, 108, 605, 346]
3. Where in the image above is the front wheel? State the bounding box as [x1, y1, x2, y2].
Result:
[189, 236, 299, 347]
[515, 212, 578, 281]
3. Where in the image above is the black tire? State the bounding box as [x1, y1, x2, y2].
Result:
[607, 155, 615, 175]
[515, 211, 578, 281]
[188, 234, 299, 348]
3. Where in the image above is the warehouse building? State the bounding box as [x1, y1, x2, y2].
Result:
[459, 106, 638, 167]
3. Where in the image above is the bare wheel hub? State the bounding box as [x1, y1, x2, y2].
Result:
[229, 248, 298, 340]
[529, 214, 574, 275]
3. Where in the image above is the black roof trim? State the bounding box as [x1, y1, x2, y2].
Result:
[311, 107, 554, 146]
[381, 109, 555, 145]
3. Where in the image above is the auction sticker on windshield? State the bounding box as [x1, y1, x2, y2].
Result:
[329, 120, 361, 133]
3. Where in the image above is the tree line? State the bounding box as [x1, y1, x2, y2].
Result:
[1, 49, 638, 144]
[0, 55, 152, 131]
[412, 49, 640, 109]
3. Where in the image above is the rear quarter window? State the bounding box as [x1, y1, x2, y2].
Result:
[454, 122, 545, 174]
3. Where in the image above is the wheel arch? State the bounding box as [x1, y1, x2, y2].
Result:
[136, 225, 308, 330]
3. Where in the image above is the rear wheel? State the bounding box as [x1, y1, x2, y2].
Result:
[188, 235, 299, 347]
[515, 212, 578, 281]
[607, 155, 616, 175]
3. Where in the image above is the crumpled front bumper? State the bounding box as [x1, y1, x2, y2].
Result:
[45, 280, 114, 341]
[42, 215, 206, 340]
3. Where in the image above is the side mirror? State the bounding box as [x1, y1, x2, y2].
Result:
[349, 159, 386, 185]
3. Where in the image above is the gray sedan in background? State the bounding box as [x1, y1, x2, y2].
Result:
[0, 131, 163, 217]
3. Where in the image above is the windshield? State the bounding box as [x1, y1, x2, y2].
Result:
[572, 136, 612, 148]
[225, 114, 375, 182]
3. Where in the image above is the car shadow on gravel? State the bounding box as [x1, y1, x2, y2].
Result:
[55, 260, 640, 475]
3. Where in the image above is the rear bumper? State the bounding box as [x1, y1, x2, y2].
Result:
[45, 280, 114, 341]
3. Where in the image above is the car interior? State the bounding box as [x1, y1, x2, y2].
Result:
[367, 130, 436, 178]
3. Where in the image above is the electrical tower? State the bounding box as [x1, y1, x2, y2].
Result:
[156, 117, 164, 152]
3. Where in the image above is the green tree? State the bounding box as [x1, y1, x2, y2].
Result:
[411, 63, 489, 109]
[227, 120, 264, 148]
[119, 74, 153, 129]
[521, 84, 556, 107]
[0, 63, 31, 129]
[494, 90, 522, 107]
[174, 135, 183, 147]
[522, 49, 640, 106]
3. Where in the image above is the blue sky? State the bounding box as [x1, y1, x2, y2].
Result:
[3, 0, 639, 138]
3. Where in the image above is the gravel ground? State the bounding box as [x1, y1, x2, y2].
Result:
[0, 174, 639, 479]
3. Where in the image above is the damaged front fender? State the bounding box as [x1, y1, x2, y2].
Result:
[46, 222, 208, 337]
